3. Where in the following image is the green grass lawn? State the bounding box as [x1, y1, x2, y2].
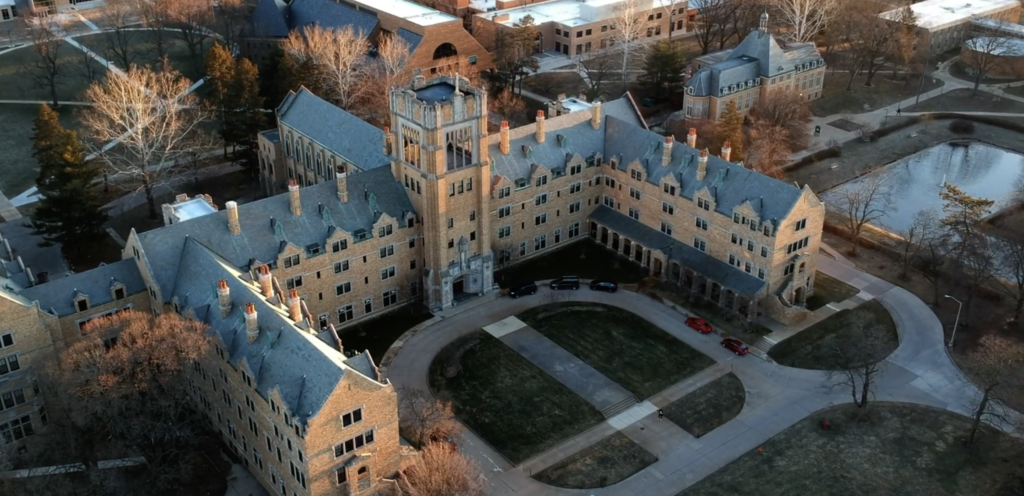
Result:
[662, 373, 744, 438]
[806, 271, 859, 311]
[74, 30, 212, 83]
[533, 432, 657, 489]
[768, 300, 898, 369]
[0, 43, 107, 101]
[430, 332, 604, 464]
[680, 403, 1024, 496]
[810, 72, 944, 117]
[519, 303, 715, 400]
[0, 103, 81, 197]
[337, 305, 432, 364]
[495, 239, 648, 288]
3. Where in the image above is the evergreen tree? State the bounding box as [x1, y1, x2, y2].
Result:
[204, 42, 236, 158]
[228, 57, 266, 174]
[259, 47, 288, 109]
[639, 40, 686, 99]
[718, 100, 745, 163]
[32, 104, 66, 194]
[31, 128, 109, 249]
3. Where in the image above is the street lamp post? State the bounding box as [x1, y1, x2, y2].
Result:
[944, 295, 963, 348]
[916, 52, 936, 105]
[883, 109, 889, 127]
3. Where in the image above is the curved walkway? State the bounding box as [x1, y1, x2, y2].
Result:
[386, 255, 1022, 496]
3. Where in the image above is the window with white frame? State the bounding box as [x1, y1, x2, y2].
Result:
[660, 222, 673, 235]
[695, 217, 708, 231]
[663, 202, 674, 215]
[380, 267, 396, 280]
[382, 289, 397, 307]
[497, 226, 511, 238]
[333, 429, 376, 458]
[379, 245, 395, 259]
[693, 237, 707, 252]
[519, 242, 528, 257]
[285, 276, 303, 289]
[336, 282, 352, 296]
[535, 193, 548, 206]
[535, 213, 547, 225]
[569, 201, 581, 214]
[0, 415, 33, 444]
[0, 333, 11, 350]
[337, 305, 354, 323]
[628, 208, 640, 220]
[697, 197, 710, 211]
[334, 260, 350, 273]
[535, 234, 547, 251]
[568, 222, 580, 238]
[570, 182, 582, 194]
[629, 187, 641, 200]
[498, 205, 512, 218]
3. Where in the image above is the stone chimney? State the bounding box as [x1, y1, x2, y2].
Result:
[257, 265, 273, 299]
[226, 201, 241, 235]
[662, 136, 674, 166]
[244, 302, 259, 343]
[535, 110, 546, 144]
[336, 171, 349, 203]
[287, 289, 302, 323]
[288, 179, 301, 216]
[217, 279, 231, 318]
[686, 128, 697, 148]
[499, 121, 510, 155]
[721, 141, 732, 162]
[697, 149, 709, 181]
[591, 101, 602, 130]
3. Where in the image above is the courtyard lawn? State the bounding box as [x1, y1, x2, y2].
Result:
[805, 271, 859, 311]
[809, 72, 943, 117]
[662, 373, 744, 438]
[533, 432, 657, 489]
[0, 103, 81, 198]
[430, 332, 604, 464]
[0, 43, 107, 101]
[337, 305, 432, 364]
[495, 239, 648, 288]
[767, 300, 898, 369]
[680, 403, 1024, 496]
[73, 30, 213, 83]
[519, 303, 715, 400]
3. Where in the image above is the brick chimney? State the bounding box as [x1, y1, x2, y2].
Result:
[287, 289, 302, 323]
[244, 302, 259, 343]
[591, 101, 602, 130]
[662, 135, 674, 166]
[217, 279, 231, 318]
[288, 179, 301, 216]
[535, 110, 546, 144]
[257, 265, 273, 299]
[336, 171, 349, 203]
[226, 201, 241, 235]
[697, 149, 709, 181]
[686, 128, 697, 148]
[721, 141, 732, 162]
[499, 121, 510, 155]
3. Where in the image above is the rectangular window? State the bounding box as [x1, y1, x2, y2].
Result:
[663, 202, 675, 215]
[285, 276, 303, 289]
[535, 193, 548, 206]
[336, 282, 352, 296]
[379, 245, 395, 259]
[747, 240, 755, 252]
[571, 163, 582, 175]
[341, 408, 363, 427]
[0, 334, 11, 349]
[498, 205, 511, 218]
[333, 429, 377, 458]
[337, 305, 354, 323]
[630, 169, 642, 181]
[447, 218, 454, 229]
[283, 254, 300, 268]
[332, 240, 348, 252]
[334, 260, 350, 273]
[784, 263, 795, 276]
[535, 213, 547, 225]
[569, 201, 581, 214]
[534, 234, 547, 251]
[380, 266, 396, 280]
[519, 242, 528, 257]
[745, 262, 752, 273]
[795, 218, 807, 231]
[663, 183, 677, 195]
[695, 217, 708, 231]
[697, 198, 710, 211]
[693, 238, 707, 252]
[383, 289, 398, 307]
[0, 389, 26, 412]
[761, 246, 769, 258]
[629, 187, 641, 200]
[628, 208, 640, 221]
[0, 415, 34, 444]
[378, 225, 393, 238]
[498, 186, 511, 198]
[535, 175, 548, 187]
[660, 222, 673, 236]
[568, 222, 580, 238]
[603, 196, 616, 208]
[570, 182, 582, 194]
[758, 268, 766, 279]
[497, 226, 511, 238]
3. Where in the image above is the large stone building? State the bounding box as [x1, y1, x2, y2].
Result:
[880, 0, 1021, 56]
[682, 12, 824, 122]
[243, 0, 494, 74]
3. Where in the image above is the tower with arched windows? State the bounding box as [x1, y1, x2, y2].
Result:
[387, 75, 494, 310]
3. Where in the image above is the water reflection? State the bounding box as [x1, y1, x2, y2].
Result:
[823, 143, 1024, 232]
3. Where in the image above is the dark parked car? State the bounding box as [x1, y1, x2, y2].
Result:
[721, 338, 749, 355]
[508, 281, 538, 298]
[549, 276, 580, 290]
[686, 317, 713, 334]
[589, 280, 618, 292]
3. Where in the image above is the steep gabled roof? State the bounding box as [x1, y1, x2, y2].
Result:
[277, 88, 391, 171]
[20, 259, 146, 317]
[248, 0, 380, 38]
[729, 28, 792, 78]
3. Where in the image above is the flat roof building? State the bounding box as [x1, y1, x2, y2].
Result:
[879, 0, 1021, 55]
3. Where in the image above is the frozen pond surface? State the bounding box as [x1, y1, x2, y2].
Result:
[822, 142, 1024, 232]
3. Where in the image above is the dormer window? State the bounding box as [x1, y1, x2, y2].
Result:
[113, 286, 125, 300]
[75, 295, 89, 312]
[686, 86, 694, 95]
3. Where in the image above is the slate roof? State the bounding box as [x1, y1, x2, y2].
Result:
[685, 28, 824, 95]
[0, 221, 69, 287]
[136, 166, 416, 304]
[489, 96, 645, 182]
[277, 88, 391, 171]
[260, 129, 280, 143]
[20, 259, 146, 317]
[397, 28, 423, 53]
[589, 206, 767, 295]
[730, 28, 793, 78]
[248, 0, 380, 38]
[170, 237, 375, 426]
[603, 116, 803, 224]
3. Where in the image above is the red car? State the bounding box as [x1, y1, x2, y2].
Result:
[686, 317, 713, 334]
[721, 338, 749, 355]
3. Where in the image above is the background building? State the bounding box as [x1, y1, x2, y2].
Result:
[961, 35, 1024, 78]
[879, 0, 1021, 56]
[682, 13, 824, 121]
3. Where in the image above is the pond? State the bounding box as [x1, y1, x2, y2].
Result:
[822, 142, 1024, 232]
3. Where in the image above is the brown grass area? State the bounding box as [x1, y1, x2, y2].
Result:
[533, 432, 656, 489]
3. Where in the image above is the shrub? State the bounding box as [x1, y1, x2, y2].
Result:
[949, 119, 976, 135]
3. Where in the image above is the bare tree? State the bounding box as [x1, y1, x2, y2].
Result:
[397, 388, 461, 448]
[692, 0, 731, 55]
[493, 15, 539, 94]
[995, 237, 1024, 323]
[843, 2, 903, 89]
[434, 55, 483, 87]
[577, 50, 616, 100]
[612, 0, 648, 92]
[891, 4, 918, 83]
[81, 65, 214, 219]
[26, 18, 66, 108]
[79, 47, 101, 84]
[829, 172, 892, 255]
[770, 0, 841, 43]
[397, 442, 486, 496]
[962, 34, 1020, 96]
[356, 32, 411, 125]
[896, 209, 939, 281]
[745, 120, 791, 178]
[166, 0, 214, 74]
[181, 131, 220, 188]
[965, 335, 1024, 444]
[139, 0, 172, 61]
[213, 0, 253, 52]
[748, 88, 812, 151]
[283, 25, 371, 110]
[826, 322, 890, 417]
[100, 0, 141, 70]
[490, 88, 526, 124]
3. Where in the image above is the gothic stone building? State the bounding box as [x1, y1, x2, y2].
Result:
[682, 13, 825, 122]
